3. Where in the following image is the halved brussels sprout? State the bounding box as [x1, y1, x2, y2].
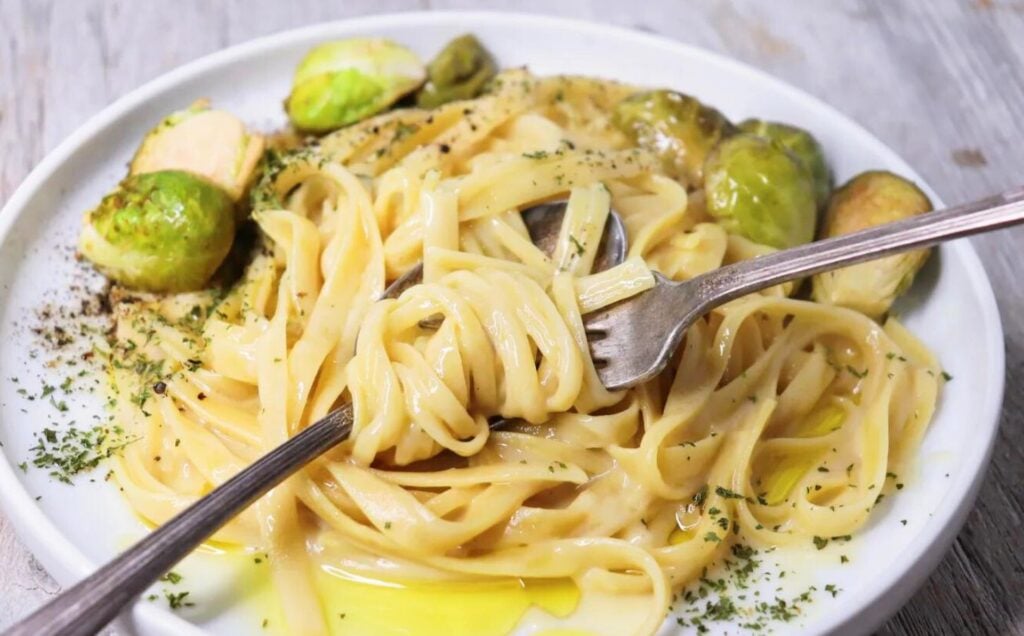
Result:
[130, 100, 265, 203]
[812, 171, 933, 318]
[416, 34, 497, 108]
[612, 89, 735, 186]
[739, 119, 831, 208]
[79, 171, 236, 293]
[286, 38, 426, 133]
[703, 134, 817, 249]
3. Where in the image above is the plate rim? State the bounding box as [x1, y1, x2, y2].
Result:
[0, 10, 1006, 636]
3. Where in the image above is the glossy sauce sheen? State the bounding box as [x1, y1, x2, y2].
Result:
[314, 567, 580, 635]
[230, 551, 584, 636]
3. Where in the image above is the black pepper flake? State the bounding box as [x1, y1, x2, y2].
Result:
[197, 392, 207, 401]
[439, 143, 451, 154]
[153, 381, 167, 395]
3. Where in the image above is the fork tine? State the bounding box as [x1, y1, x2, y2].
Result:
[581, 274, 705, 391]
[585, 329, 622, 362]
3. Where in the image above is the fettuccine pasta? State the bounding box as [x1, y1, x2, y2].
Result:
[101, 70, 942, 635]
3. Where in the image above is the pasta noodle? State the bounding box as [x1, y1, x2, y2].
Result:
[102, 71, 942, 635]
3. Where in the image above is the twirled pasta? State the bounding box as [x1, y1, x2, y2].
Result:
[103, 71, 942, 636]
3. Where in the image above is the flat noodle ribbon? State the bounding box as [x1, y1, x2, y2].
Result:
[105, 71, 942, 636]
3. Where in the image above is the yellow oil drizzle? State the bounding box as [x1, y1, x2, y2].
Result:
[760, 457, 817, 505]
[116, 539, 644, 636]
[315, 566, 580, 636]
[137, 542, 581, 635]
[236, 558, 287, 631]
[797, 403, 846, 438]
[668, 526, 695, 545]
[759, 403, 848, 504]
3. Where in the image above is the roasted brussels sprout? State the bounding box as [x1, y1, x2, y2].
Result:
[812, 171, 933, 317]
[612, 89, 735, 186]
[285, 38, 426, 133]
[416, 34, 497, 108]
[703, 134, 817, 249]
[79, 171, 236, 293]
[130, 100, 264, 202]
[739, 119, 831, 208]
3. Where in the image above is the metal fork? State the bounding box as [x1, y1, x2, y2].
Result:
[3, 201, 628, 636]
[586, 186, 1024, 390]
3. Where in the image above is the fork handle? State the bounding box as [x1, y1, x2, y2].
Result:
[696, 185, 1024, 305]
[4, 407, 354, 636]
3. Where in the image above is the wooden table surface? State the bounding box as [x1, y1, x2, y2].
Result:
[1, 1, 1022, 634]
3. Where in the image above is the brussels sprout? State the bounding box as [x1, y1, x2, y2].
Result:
[703, 134, 817, 249]
[130, 100, 265, 203]
[612, 89, 735, 186]
[739, 119, 831, 208]
[285, 38, 425, 133]
[79, 171, 236, 293]
[812, 171, 933, 318]
[415, 34, 497, 108]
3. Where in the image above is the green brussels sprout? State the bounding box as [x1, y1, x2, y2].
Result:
[415, 34, 497, 108]
[612, 89, 735, 186]
[79, 171, 236, 293]
[130, 99, 265, 203]
[812, 171, 933, 318]
[739, 119, 831, 208]
[703, 134, 817, 249]
[285, 38, 426, 133]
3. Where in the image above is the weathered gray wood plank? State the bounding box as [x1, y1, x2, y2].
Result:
[0, 1, 1021, 634]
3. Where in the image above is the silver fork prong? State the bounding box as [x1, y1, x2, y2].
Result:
[582, 184, 1024, 391]
[585, 331, 617, 357]
[581, 274, 704, 391]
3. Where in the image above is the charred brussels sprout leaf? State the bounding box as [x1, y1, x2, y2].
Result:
[739, 119, 831, 208]
[415, 34, 497, 108]
[79, 171, 236, 293]
[286, 38, 426, 133]
[704, 134, 817, 249]
[812, 171, 933, 318]
[612, 89, 735, 186]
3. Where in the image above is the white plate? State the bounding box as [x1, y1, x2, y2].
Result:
[0, 11, 1005, 636]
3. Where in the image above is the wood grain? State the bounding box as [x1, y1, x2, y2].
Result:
[0, 0, 1021, 634]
